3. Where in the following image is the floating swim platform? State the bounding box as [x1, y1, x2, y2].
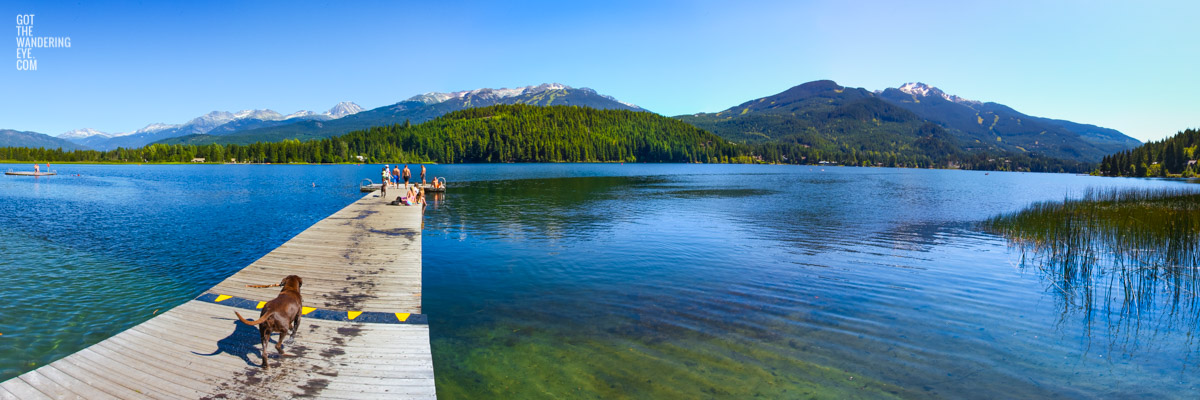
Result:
[420, 183, 446, 193]
[361, 178, 446, 193]
[5, 170, 56, 176]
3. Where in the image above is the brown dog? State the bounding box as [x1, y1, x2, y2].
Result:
[235, 275, 303, 369]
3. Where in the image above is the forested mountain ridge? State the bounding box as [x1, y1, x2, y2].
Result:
[876, 83, 1138, 161]
[677, 80, 1139, 163]
[675, 80, 927, 144]
[328, 104, 735, 164]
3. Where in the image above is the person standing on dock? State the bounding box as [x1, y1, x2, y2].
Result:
[392, 165, 401, 188]
[382, 166, 391, 191]
[34, 163, 39, 174]
[420, 165, 426, 185]
[402, 164, 412, 190]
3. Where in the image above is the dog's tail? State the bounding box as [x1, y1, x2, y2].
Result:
[235, 311, 274, 326]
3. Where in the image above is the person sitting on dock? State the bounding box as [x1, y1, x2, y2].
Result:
[414, 187, 427, 209]
[397, 186, 417, 206]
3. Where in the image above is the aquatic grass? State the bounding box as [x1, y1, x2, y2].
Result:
[984, 187, 1200, 274]
[982, 187, 1200, 348]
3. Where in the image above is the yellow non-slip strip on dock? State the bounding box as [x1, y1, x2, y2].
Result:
[197, 292, 426, 325]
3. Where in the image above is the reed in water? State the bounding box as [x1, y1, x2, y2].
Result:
[982, 187, 1200, 345]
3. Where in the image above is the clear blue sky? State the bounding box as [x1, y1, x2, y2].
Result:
[4, 0, 1196, 142]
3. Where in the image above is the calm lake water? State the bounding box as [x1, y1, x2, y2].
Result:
[1, 164, 1197, 398]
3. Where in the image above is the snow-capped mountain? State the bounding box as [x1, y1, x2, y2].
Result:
[892, 82, 981, 106]
[874, 81, 1141, 159]
[124, 123, 178, 137]
[183, 110, 285, 135]
[58, 128, 111, 140]
[285, 110, 317, 119]
[405, 83, 640, 109]
[325, 102, 364, 119]
[407, 83, 570, 104]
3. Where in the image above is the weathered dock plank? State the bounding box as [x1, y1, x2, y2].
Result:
[45, 359, 155, 400]
[3, 191, 434, 399]
[0, 380, 50, 400]
[27, 366, 116, 400]
[15, 371, 72, 400]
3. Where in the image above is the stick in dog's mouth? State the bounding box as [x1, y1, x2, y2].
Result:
[246, 283, 282, 288]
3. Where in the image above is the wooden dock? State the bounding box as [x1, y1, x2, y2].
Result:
[1, 191, 434, 399]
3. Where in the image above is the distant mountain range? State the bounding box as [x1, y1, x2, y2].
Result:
[42, 102, 366, 151]
[676, 80, 1140, 162]
[2, 81, 1138, 165]
[157, 83, 644, 146]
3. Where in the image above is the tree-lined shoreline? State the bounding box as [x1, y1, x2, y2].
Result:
[2, 105, 1095, 172]
[1098, 129, 1200, 177]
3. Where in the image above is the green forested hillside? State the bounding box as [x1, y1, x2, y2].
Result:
[673, 81, 990, 168]
[333, 104, 743, 163]
[1098, 128, 1200, 177]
